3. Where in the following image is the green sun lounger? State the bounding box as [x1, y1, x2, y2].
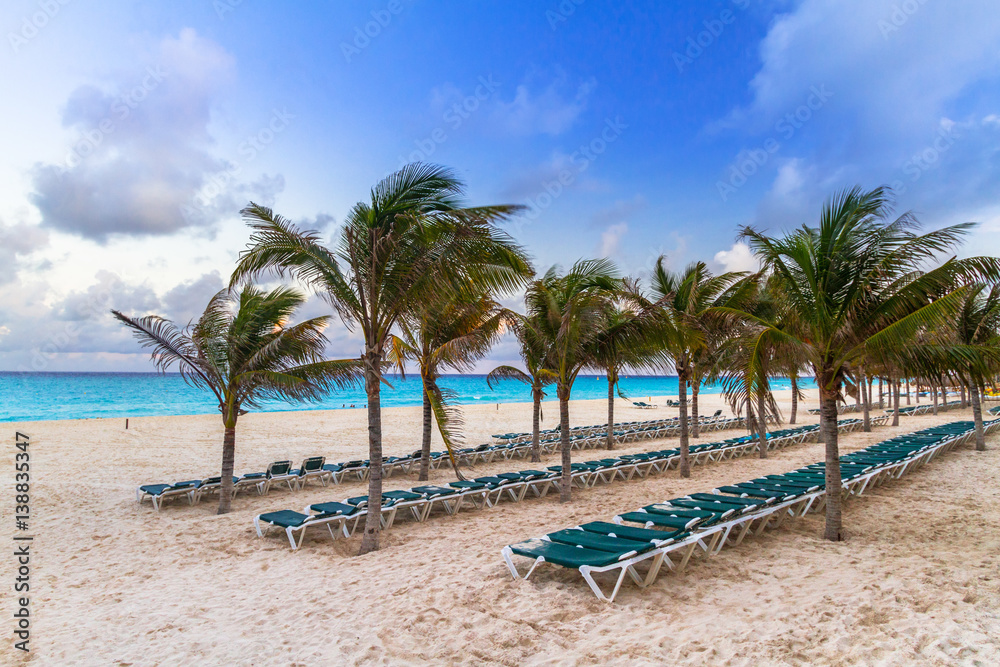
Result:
[136, 480, 201, 510]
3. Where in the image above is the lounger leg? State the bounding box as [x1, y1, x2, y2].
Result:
[502, 547, 539, 580]
[580, 565, 628, 603]
[675, 542, 698, 572]
[630, 552, 666, 587]
[730, 520, 753, 548]
[286, 526, 301, 550]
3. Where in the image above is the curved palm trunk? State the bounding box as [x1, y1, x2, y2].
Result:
[757, 379, 768, 459]
[359, 354, 384, 555]
[530, 386, 542, 463]
[558, 384, 572, 502]
[970, 375, 986, 451]
[419, 383, 432, 481]
[691, 380, 700, 439]
[892, 377, 900, 426]
[790, 375, 798, 425]
[606, 372, 615, 450]
[678, 368, 690, 478]
[819, 377, 844, 541]
[217, 423, 236, 514]
[861, 369, 871, 433]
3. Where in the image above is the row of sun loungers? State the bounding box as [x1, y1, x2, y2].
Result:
[888, 400, 964, 416]
[490, 410, 752, 447]
[252, 418, 881, 550]
[137, 413, 752, 510]
[807, 402, 880, 415]
[135, 459, 325, 510]
[501, 418, 995, 602]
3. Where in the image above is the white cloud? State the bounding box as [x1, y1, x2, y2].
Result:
[491, 72, 596, 137]
[0, 218, 49, 284]
[598, 222, 628, 258]
[714, 242, 759, 274]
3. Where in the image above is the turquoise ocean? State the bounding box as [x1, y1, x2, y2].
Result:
[0, 372, 816, 423]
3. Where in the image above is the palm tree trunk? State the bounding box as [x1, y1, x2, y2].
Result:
[691, 380, 700, 439]
[878, 376, 884, 409]
[531, 387, 542, 463]
[419, 384, 432, 481]
[932, 383, 939, 415]
[861, 369, 871, 433]
[217, 423, 236, 514]
[915, 380, 920, 403]
[905, 378, 911, 405]
[892, 377, 900, 426]
[359, 353, 384, 555]
[558, 383, 572, 502]
[678, 368, 690, 478]
[606, 372, 615, 450]
[757, 379, 768, 459]
[820, 378, 844, 541]
[790, 375, 798, 425]
[960, 379, 967, 408]
[970, 374, 986, 451]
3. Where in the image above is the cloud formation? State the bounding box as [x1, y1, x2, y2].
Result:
[714, 242, 759, 274]
[719, 0, 1000, 226]
[29, 29, 237, 242]
[492, 73, 597, 137]
[0, 219, 49, 285]
[598, 222, 628, 258]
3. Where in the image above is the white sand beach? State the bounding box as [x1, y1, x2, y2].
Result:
[4, 390, 999, 665]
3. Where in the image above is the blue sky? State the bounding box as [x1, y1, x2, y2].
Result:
[2, 0, 1000, 372]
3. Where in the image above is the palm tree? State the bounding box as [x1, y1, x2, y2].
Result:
[649, 259, 749, 477]
[112, 286, 360, 514]
[587, 298, 664, 449]
[526, 259, 622, 501]
[389, 291, 507, 480]
[948, 282, 1000, 450]
[486, 314, 557, 463]
[736, 185, 997, 540]
[230, 163, 532, 554]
